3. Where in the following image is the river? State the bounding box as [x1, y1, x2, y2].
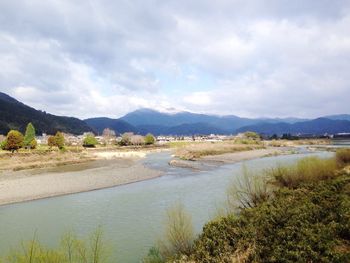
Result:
[0, 149, 335, 262]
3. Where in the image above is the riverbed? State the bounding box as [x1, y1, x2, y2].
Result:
[0, 149, 334, 262]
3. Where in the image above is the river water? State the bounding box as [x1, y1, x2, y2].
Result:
[0, 149, 335, 262]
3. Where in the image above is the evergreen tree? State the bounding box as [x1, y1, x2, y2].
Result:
[24, 122, 36, 148]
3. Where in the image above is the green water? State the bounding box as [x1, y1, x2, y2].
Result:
[0, 150, 333, 262]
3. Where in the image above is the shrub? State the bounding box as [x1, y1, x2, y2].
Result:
[189, 174, 350, 262]
[4, 130, 24, 152]
[226, 165, 271, 211]
[269, 156, 338, 188]
[83, 135, 98, 148]
[4, 228, 110, 263]
[336, 148, 350, 166]
[148, 203, 195, 262]
[143, 247, 164, 263]
[0, 139, 7, 150]
[145, 133, 155, 145]
[29, 139, 37, 149]
[23, 122, 36, 148]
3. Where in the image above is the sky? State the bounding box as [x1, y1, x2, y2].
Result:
[0, 0, 350, 119]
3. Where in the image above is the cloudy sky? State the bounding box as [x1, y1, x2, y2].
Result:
[1, 0, 350, 119]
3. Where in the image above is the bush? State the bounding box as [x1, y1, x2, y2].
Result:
[4, 130, 24, 152]
[146, 203, 195, 262]
[189, 174, 350, 262]
[145, 133, 155, 145]
[4, 228, 110, 263]
[0, 139, 7, 150]
[268, 156, 338, 188]
[336, 148, 350, 166]
[83, 135, 98, 148]
[29, 139, 37, 149]
[226, 165, 272, 211]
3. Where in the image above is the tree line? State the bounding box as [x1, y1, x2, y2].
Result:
[0, 123, 156, 152]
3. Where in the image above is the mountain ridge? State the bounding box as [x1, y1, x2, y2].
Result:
[0, 92, 93, 135]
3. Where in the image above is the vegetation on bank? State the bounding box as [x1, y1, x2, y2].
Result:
[145, 149, 350, 262]
[174, 133, 263, 160]
[0, 228, 109, 263]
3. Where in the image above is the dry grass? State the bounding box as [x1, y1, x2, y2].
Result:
[175, 141, 264, 160]
[0, 150, 94, 172]
[336, 148, 350, 166]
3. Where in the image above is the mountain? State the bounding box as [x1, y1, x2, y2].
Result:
[323, 114, 350, 121]
[0, 92, 93, 135]
[120, 108, 306, 132]
[236, 118, 350, 135]
[84, 117, 138, 135]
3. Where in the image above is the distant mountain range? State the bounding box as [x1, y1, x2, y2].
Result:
[86, 108, 350, 136]
[0, 92, 92, 135]
[1, 92, 350, 136]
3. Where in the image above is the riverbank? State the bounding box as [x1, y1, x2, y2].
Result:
[0, 158, 162, 205]
[169, 148, 286, 170]
[0, 149, 164, 206]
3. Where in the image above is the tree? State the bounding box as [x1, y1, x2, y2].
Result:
[47, 132, 65, 149]
[4, 130, 24, 152]
[119, 132, 132, 146]
[244, 131, 260, 140]
[144, 133, 155, 145]
[48, 136, 56, 148]
[83, 135, 98, 148]
[24, 122, 37, 149]
[54, 132, 65, 149]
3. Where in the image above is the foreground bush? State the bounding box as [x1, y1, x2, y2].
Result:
[189, 174, 350, 262]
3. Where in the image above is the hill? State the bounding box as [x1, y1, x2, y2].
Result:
[236, 118, 350, 135]
[0, 92, 93, 135]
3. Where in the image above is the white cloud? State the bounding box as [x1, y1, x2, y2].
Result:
[0, 0, 349, 119]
